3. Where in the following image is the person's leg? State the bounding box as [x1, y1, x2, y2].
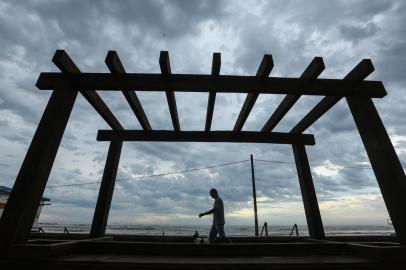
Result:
[209, 224, 218, 243]
[216, 224, 226, 238]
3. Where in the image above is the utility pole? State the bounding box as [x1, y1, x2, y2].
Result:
[250, 154, 259, 236]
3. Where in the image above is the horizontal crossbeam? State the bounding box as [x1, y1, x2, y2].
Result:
[96, 130, 315, 145]
[36, 73, 386, 97]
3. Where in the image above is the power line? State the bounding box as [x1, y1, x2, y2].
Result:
[46, 157, 404, 189]
[254, 158, 374, 170]
[46, 159, 250, 188]
[254, 159, 294, 165]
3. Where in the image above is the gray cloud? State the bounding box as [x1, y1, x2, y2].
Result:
[0, 0, 404, 226]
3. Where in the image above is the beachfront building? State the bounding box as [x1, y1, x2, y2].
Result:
[0, 186, 50, 229]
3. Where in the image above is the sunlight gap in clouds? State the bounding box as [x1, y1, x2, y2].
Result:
[313, 160, 344, 177]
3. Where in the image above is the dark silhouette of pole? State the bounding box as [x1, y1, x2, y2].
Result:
[250, 154, 259, 237]
[90, 140, 123, 238]
[292, 144, 325, 239]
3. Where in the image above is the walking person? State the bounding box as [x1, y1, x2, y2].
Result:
[199, 188, 226, 243]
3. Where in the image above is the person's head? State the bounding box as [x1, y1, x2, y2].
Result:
[210, 188, 219, 199]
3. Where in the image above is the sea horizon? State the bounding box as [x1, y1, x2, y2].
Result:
[36, 223, 396, 237]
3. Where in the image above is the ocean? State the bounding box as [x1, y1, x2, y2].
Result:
[36, 223, 395, 237]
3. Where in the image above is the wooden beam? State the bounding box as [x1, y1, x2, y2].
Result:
[97, 130, 315, 145]
[347, 95, 406, 245]
[261, 57, 324, 132]
[52, 50, 123, 130]
[205, 53, 221, 131]
[160, 51, 180, 131]
[292, 144, 325, 239]
[290, 59, 375, 133]
[233, 55, 274, 131]
[90, 140, 122, 238]
[0, 86, 78, 248]
[105, 51, 151, 130]
[36, 72, 386, 98]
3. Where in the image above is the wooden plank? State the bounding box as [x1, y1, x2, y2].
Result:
[36, 73, 387, 97]
[205, 53, 221, 131]
[52, 50, 123, 130]
[290, 59, 375, 133]
[105, 51, 151, 130]
[97, 130, 315, 145]
[292, 144, 325, 239]
[347, 95, 406, 245]
[233, 55, 274, 131]
[90, 140, 122, 238]
[160, 51, 180, 131]
[0, 86, 78, 248]
[261, 57, 324, 132]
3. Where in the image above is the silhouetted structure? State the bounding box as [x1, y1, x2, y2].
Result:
[0, 50, 405, 268]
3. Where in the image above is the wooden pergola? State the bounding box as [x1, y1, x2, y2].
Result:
[1, 49, 406, 250]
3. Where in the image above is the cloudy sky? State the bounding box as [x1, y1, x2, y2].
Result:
[1, 0, 405, 230]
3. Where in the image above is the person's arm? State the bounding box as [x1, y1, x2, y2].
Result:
[199, 199, 221, 218]
[199, 208, 214, 218]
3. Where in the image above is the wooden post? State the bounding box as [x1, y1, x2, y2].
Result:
[90, 140, 123, 238]
[347, 96, 406, 244]
[250, 154, 259, 237]
[0, 88, 78, 249]
[292, 144, 325, 239]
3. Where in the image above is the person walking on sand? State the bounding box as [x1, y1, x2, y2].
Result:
[199, 188, 225, 243]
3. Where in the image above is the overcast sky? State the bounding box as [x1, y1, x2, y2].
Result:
[1, 0, 405, 229]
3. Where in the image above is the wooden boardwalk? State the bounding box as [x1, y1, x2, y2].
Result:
[1, 235, 405, 269]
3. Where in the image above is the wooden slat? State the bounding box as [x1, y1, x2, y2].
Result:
[233, 55, 274, 131]
[97, 130, 315, 145]
[205, 53, 221, 131]
[52, 50, 123, 130]
[290, 59, 375, 133]
[105, 51, 151, 130]
[36, 73, 386, 98]
[159, 51, 180, 131]
[261, 57, 325, 132]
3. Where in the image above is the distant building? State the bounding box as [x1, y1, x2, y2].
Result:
[0, 186, 50, 228]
